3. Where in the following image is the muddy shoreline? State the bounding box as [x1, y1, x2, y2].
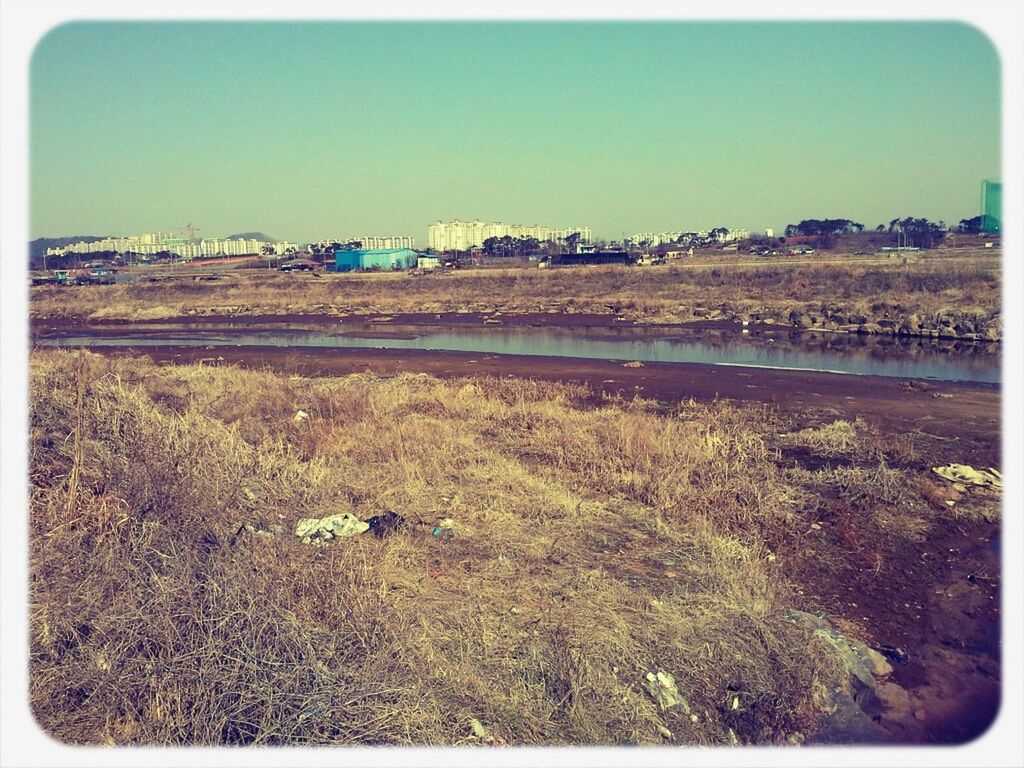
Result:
[75, 343, 998, 458]
[30, 305, 1002, 343]
[32, 310, 797, 333]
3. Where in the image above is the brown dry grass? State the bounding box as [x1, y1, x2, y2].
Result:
[29, 255, 1000, 325]
[28, 350, 974, 745]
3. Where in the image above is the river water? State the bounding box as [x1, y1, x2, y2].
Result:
[35, 322, 1000, 384]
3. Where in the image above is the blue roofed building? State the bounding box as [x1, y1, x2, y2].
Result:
[332, 248, 419, 272]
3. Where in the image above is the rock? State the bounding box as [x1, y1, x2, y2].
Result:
[875, 682, 912, 719]
[788, 309, 812, 327]
[864, 648, 893, 678]
[812, 693, 894, 745]
[914, 708, 927, 722]
[786, 610, 883, 703]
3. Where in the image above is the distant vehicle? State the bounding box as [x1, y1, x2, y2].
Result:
[83, 266, 116, 284]
[279, 258, 320, 272]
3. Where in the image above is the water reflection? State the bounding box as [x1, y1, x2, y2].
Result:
[36, 322, 1000, 384]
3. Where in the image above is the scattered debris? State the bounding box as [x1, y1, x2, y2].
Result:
[432, 517, 455, 539]
[366, 511, 406, 538]
[468, 717, 502, 745]
[931, 463, 1001, 489]
[232, 521, 284, 543]
[643, 670, 690, 713]
[293, 409, 310, 423]
[655, 723, 674, 740]
[469, 718, 489, 740]
[622, 360, 644, 368]
[297, 701, 329, 723]
[295, 512, 369, 543]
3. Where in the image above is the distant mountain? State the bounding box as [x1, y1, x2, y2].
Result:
[29, 236, 109, 261]
[224, 232, 275, 242]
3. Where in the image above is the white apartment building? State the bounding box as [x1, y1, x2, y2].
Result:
[46, 233, 294, 259]
[626, 232, 684, 247]
[627, 228, 750, 248]
[312, 235, 415, 250]
[718, 228, 749, 242]
[427, 220, 592, 252]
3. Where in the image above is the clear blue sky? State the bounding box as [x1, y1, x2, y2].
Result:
[30, 21, 1000, 243]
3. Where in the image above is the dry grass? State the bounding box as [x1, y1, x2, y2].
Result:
[784, 420, 864, 458]
[28, 350, 965, 745]
[29, 256, 1000, 325]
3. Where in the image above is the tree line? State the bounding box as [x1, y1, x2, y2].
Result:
[784, 214, 999, 249]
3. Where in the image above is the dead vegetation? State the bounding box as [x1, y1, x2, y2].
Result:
[29, 256, 1000, 326]
[28, 350, 994, 745]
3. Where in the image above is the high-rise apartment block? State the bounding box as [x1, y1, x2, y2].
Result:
[312, 235, 415, 250]
[427, 221, 592, 252]
[45, 233, 296, 259]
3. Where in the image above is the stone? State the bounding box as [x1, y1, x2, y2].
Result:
[786, 610, 891, 712]
[812, 692, 895, 745]
[864, 647, 893, 678]
[875, 682, 912, 719]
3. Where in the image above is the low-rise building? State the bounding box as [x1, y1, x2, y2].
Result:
[333, 248, 419, 272]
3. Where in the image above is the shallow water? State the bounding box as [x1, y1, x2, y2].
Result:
[36, 322, 1001, 384]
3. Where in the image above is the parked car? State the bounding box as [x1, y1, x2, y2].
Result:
[81, 266, 116, 284]
[279, 259, 320, 272]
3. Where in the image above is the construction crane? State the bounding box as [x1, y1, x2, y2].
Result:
[176, 223, 202, 265]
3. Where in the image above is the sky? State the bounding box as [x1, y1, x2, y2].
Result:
[30, 21, 1001, 243]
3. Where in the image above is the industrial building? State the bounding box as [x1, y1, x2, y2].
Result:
[332, 248, 419, 272]
[547, 251, 632, 266]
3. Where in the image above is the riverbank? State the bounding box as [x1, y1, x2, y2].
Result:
[88, 343, 999, 461]
[28, 349, 1001, 745]
[28, 254, 1002, 341]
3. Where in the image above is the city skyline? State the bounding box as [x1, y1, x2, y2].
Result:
[30, 22, 1000, 242]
